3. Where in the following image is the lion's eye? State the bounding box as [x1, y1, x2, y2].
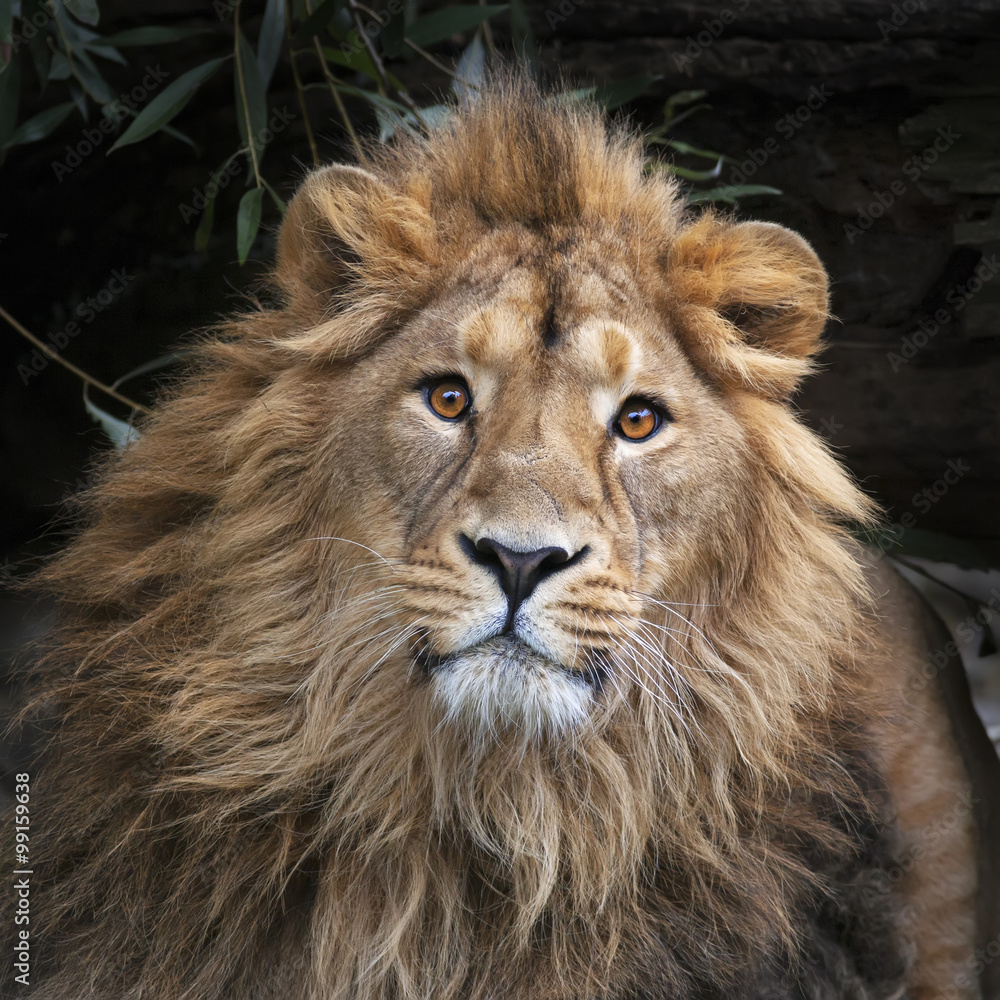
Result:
[426, 379, 472, 421]
[615, 398, 662, 441]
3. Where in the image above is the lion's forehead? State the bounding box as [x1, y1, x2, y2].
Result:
[402, 232, 687, 398]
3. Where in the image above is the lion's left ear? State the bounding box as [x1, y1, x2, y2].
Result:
[274, 163, 437, 320]
[665, 217, 830, 398]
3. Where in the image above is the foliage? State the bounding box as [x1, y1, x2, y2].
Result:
[644, 89, 781, 204]
[0, 0, 784, 438]
[0, 0, 778, 263]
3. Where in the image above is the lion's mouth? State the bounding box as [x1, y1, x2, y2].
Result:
[421, 632, 603, 735]
[417, 633, 606, 692]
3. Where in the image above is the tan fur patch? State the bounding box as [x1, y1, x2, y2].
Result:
[866, 559, 980, 999]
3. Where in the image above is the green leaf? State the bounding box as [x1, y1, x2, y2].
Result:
[160, 122, 199, 153]
[84, 394, 139, 449]
[89, 26, 209, 46]
[84, 353, 190, 448]
[334, 81, 411, 116]
[663, 89, 706, 121]
[507, 0, 537, 66]
[293, 0, 341, 41]
[50, 2, 89, 44]
[234, 29, 267, 168]
[412, 103, 451, 128]
[4, 101, 75, 148]
[381, 3, 405, 58]
[68, 82, 88, 119]
[331, 45, 408, 88]
[0, 0, 13, 44]
[28, 28, 51, 90]
[65, 21, 101, 44]
[55, 36, 115, 102]
[320, 44, 380, 80]
[263, 178, 287, 213]
[406, 5, 507, 48]
[109, 56, 226, 151]
[120, 350, 187, 380]
[62, 0, 100, 26]
[551, 86, 595, 106]
[666, 157, 724, 182]
[193, 152, 242, 250]
[594, 74, 660, 110]
[48, 8, 116, 101]
[86, 41, 127, 65]
[76, 57, 115, 104]
[49, 51, 72, 81]
[375, 105, 411, 142]
[237, 186, 264, 263]
[452, 33, 484, 101]
[194, 193, 215, 251]
[662, 103, 711, 131]
[685, 184, 782, 204]
[652, 91, 711, 136]
[257, 0, 284, 89]
[0, 52, 20, 150]
[655, 137, 726, 160]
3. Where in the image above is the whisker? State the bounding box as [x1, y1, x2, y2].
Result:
[630, 591, 718, 609]
[625, 591, 724, 660]
[350, 618, 431, 692]
[603, 624, 703, 741]
[273, 589, 410, 661]
[299, 535, 399, 573]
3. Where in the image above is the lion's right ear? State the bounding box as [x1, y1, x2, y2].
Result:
[274, 164, 436, 319]
[665, 215, 830, 398]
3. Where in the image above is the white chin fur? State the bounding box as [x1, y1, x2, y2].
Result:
[432, 636, 594, 738]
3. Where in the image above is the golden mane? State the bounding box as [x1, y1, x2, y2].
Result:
[6, 80, 913, 1000]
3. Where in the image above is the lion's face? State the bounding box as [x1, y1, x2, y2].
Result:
[323, 227, 747, 739]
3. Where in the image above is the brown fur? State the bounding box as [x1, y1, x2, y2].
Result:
[4, 79, 990, 1000]
[866, 559, 983, 1000]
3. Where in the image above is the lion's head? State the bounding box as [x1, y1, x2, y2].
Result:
[23, 82, 886, 1000]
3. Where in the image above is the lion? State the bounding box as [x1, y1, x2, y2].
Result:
[4, 79, 999, 1000]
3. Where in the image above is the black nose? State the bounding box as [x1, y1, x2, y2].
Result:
[459, 535, 587, 631]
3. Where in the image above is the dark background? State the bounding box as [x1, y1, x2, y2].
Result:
[2, 0, 999, 569]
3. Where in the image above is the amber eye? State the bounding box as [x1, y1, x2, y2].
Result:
[426, 379, 471, 421]
[615, 398, 662, 441]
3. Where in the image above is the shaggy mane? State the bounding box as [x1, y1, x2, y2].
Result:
[4, 81, 904, 1000]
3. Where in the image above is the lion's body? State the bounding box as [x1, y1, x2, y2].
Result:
[4, 82, 998, 1000]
